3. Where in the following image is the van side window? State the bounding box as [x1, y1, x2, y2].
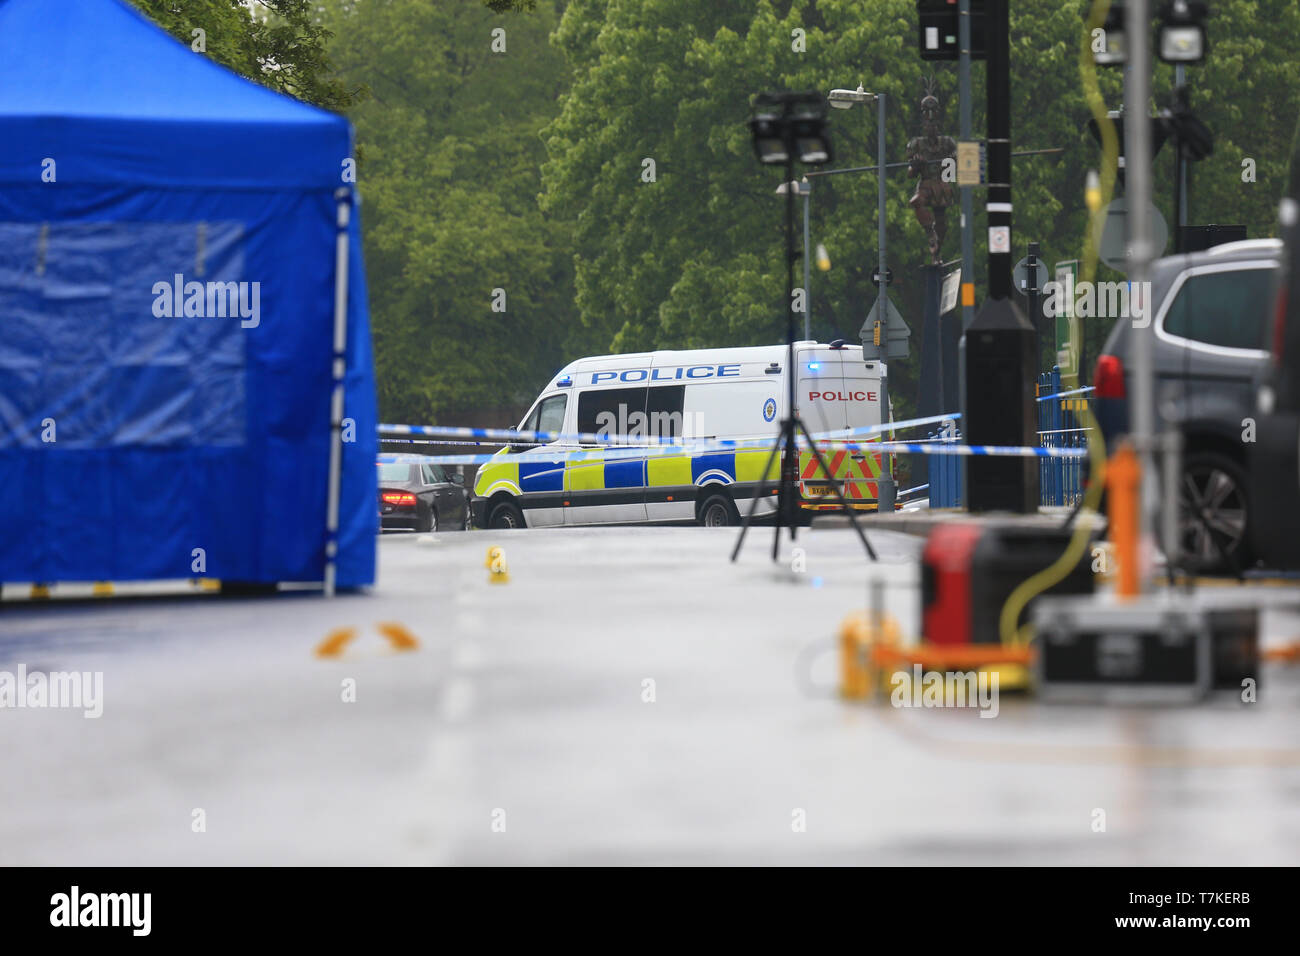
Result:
[645, 385, 686, 439]
[578, 387, 647, 438]
[1162, 268, 1276, 350]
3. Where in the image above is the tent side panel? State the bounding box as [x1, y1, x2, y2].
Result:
[335, 200, 378, 589]
[0, 186, 372, 586]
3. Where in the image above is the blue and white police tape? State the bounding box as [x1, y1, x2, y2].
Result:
[379, 429, 918, 463]
[377, 411, 962, 449]
[872, 441, 1087, 458]
[1035, 386, 1095, 402]
[376, 436, 1085, 470]
[380, 437, 545, 448]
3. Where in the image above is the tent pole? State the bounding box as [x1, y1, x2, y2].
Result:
[325, 189, 351, 598]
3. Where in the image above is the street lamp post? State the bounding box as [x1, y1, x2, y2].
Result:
[828, 85, 896, 512]
[959, 0, 975, 332]
[1126, 0, 1157, 591]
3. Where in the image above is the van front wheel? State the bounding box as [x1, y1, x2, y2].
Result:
[697, 493, 738, 528]
[489, 501, 525, 530]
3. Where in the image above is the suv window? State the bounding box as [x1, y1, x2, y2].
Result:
[1162, 267, 1276, 351]
[421, 463, 445, 484]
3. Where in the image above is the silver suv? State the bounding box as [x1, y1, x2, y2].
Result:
[1093, 239, 1281, 572]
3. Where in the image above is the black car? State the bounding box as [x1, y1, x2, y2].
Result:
[377, 458, 471, 532]
[1248, 192, 1300, 570]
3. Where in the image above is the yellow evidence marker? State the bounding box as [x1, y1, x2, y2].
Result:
[485, 546, 510, 584]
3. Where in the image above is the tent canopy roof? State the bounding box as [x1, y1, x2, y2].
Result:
[0, 0, 351, 189]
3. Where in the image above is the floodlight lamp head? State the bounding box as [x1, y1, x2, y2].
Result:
[749, 92, 832, 167]
[749, 106, 788, 166]
[1088, 1, 1128, 66]
[789, 99, 832, 166]
[1157, 0, 1208, 63]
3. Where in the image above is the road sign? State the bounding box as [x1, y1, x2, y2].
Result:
[1099, 197, 1169, 273]
[1054, 260, 1079, 373]
[1053, 259, 1078, 348]
[940, 268, 961, 314]
[956, 141, 982, 186]
[1013, 257, 1049, 294]
[988, 225, 1010, 254]
[861, 294, 910, 361]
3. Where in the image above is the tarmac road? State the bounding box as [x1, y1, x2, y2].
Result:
[0, 525, 1297, 865]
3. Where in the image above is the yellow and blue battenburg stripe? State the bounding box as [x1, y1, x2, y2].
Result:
[471, 441, 886, 515]
[379, 413, 1015, 522]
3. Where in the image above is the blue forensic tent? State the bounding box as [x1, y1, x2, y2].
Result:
[0, 0, 377, 590]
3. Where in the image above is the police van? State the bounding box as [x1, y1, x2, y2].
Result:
[470, 340, 890, 529]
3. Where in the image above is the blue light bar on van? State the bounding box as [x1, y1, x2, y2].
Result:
[556, 375, 573, 387]
[808, 362, 820, 371]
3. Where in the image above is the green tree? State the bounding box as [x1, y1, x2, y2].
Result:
[542, 0, 934, 420]
[129, 0, 361, 111]
[540, 0, 1300, 413]
[320, 0, 581, 425]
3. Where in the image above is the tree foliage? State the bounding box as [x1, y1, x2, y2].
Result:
[129, 0, 361, 112]
[146, 0, 1300, 423]
[540, 0, 1300, 408]
[320, 0, 579, 425]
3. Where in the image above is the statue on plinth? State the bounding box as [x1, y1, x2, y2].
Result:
[906, 78, 957, 265]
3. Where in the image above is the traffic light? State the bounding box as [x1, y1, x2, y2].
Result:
[1087, 112, 1169, 188]
[1159, 85, 1214, 161]
[916, 0, 986, 62]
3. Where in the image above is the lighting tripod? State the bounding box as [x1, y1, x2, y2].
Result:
[732, 92, 877, 564]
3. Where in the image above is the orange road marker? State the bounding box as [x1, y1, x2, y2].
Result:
[376, 622, 419, 651]
[315, 627, 358, 658]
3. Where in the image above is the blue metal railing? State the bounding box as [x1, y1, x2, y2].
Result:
[922, 368, 1094, 510]
[1036, 367, 1093, 507]
[927, 427, 964, 508]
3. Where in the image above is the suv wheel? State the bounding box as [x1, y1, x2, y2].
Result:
[1178, 452, 1251, 573]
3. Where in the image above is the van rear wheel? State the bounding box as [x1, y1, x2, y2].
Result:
[698, 493, 738, 528]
